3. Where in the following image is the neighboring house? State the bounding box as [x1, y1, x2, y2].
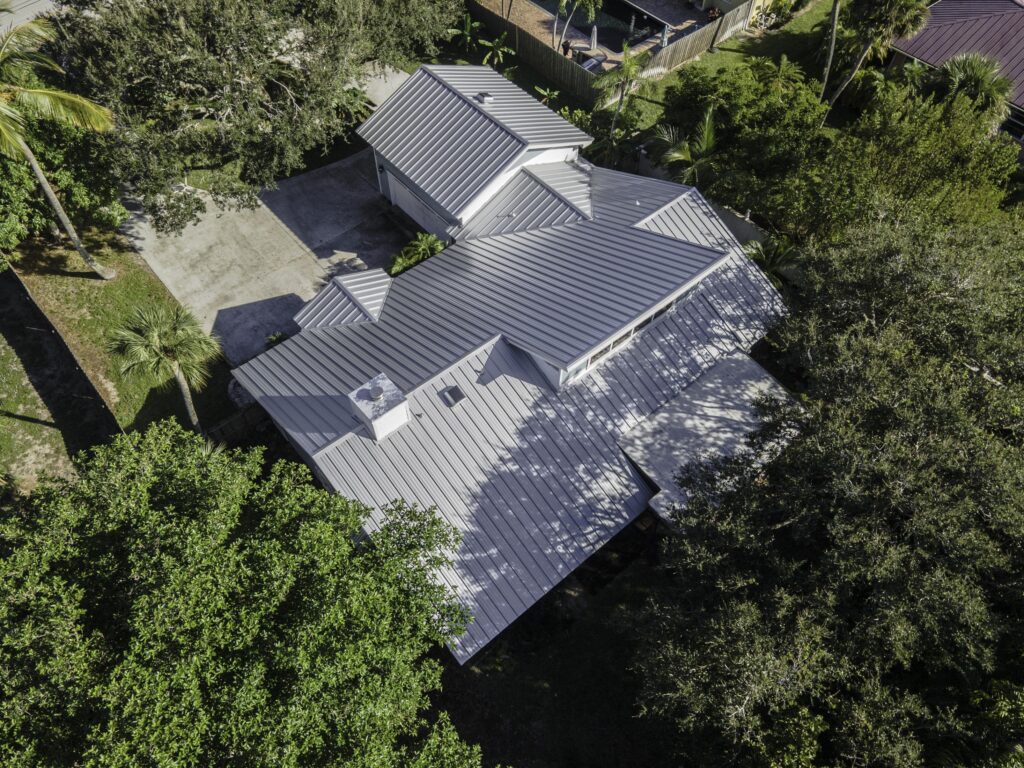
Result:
[892, 0, 1024, 136]
[233, 65, 786, 663]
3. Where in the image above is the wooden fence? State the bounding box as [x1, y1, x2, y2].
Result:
[469, 0, 754, 104]
[646, 0, 754, 75]
[469, 0, 599, 106]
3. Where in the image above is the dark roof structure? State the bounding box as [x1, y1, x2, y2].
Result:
[893, 0, 1024, 110]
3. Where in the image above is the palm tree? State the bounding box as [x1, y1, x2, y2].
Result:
[480, 32, 515, 68]
[109, 306, 221, 431]
[825, 0, 929, 112]
[447, 13, 482, 54]
[744, 235, 799, 290]
[593, 42, 655, 138]
[655, 106, 718, 186]
[819, 0, 842, 100]
[750, 54, 805, 91]
[0, 2, 116, 279]
[937, 52, 1013, 129]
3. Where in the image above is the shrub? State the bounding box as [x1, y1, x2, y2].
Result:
[388, 232, 445, 276]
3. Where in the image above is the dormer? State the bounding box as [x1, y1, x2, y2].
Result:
[294, 269, 391, 329]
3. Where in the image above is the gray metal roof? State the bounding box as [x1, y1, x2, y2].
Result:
[637, 191, 741, 256]
[451, 169, 585, 240]
[293, 270, 392, 329]
[310, 253, 783, 661]
[619, 353, 790, 518]
[356, 66, 592, 219]
[527, 162, 593, 216]
[893, 0, 1024, 109]
[234, 164, 755, 458]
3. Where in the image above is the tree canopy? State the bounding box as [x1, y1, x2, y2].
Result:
[637, 213, 1024, 766]
[0, 420, 480, 768]
[52, 0, 462, 232]
[660, 60, 1021, 241]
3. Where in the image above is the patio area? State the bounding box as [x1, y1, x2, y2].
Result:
[483, 0, 710, 69]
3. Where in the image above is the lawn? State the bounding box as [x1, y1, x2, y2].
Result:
[16, 231, 236, 433]
[0, 317, 74, 488]
[635, 0, 836, 128]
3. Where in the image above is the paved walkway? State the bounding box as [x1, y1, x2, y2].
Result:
[124, 150, 406, 366]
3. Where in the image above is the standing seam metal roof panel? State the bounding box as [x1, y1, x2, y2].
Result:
[357, 67, 592, 219]
[310, 253, 781, 662]
[893, 0, 1024, 108]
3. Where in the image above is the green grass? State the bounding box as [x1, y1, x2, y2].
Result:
[16, 231, 236, 432]
[0, 330, 73, 488]
[635, 0, 836, 128]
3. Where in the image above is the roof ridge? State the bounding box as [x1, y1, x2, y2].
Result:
[632, 188, 697, 229]
[420, 65, 529, 149]
[522, 162, 593, 219]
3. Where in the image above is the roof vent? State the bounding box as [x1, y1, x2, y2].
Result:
[475, 91, 494, 104]
[348, 373, 409, 442]
[440, 385, 466, 407]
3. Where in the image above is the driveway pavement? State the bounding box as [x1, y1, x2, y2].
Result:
[124, 149, 407, 366]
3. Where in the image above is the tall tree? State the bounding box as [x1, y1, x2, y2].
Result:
[0, 2, 115, 279]
[825, 0, 929, 111]
[819, 0, 842, 99]
[54, 0, 461, 233]
[109, 305, 220, 431]
[594, 42, 654, 137]
[937, 52, 1014, 131]
[638, 216, 1024, 766]
[0, 420, 482, 767]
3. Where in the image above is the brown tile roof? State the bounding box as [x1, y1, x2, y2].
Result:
[893, 0, 1024, 110]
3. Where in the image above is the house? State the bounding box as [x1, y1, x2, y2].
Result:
[233, 65, 786, 663]
[892, 0, 1024, 136]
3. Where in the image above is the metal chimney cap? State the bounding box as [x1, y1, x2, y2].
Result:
[369, 385, 385, 402]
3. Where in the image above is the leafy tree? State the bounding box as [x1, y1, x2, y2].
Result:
[448, 12, 483, 53]
[0, 420, 480, 767]
[825, 0, 929, 110]
[660, 62, 828, 236]
[389, 232, 445, 276]
[480, 31, 515, 68]
[936, 52, 1014, 131]
[108, 305, 221, 431]
[809, 85, 1019, 240]
[638, 216, 1024, 767]
[660, 61, 1018, 241]
[0, 2, 116, 278]
[750, 54, 804, 92]
[534, 85, 560, 105]
[53, 0, 461, 233]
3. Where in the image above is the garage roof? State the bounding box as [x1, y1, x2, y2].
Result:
[356, 66, 592, 220]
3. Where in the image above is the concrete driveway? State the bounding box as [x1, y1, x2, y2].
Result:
[124, 150, 407, 366]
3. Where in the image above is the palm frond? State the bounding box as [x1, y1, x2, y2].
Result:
[0, 17, 57, 70]
[109, 305, 221, 390]
[11, 87, 113, 131]
[0, 97, 24, 157]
